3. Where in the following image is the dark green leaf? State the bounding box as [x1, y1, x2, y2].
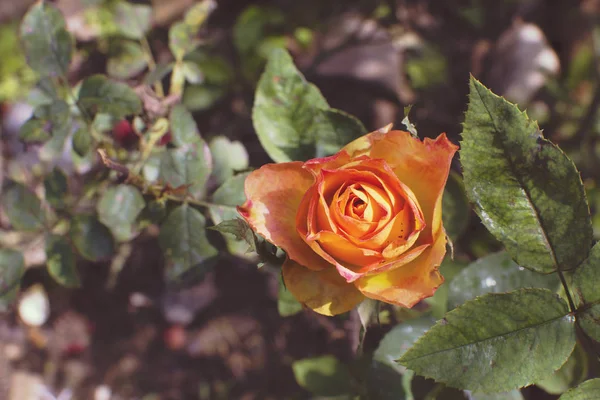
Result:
[573, 242, 600, 342]
[107, 40, 148, 79]
[558, 379, 600, 400]
[209, 218, 259, 254]
[158, 204, 218, 282]
[0, 249, 25, 311]
[208, 173, 251, 256]
[114, 2, 152, 40]
[159, 143, 212, 199]
[367, 318, 435, 400]
[278, 273, 302, 317]
[78, 75, 142, 119]
[19, 101, 70, 143]
[399, 288, 576, 393]
[44, 168, 68, 209]
[45, 234, 79, 287]
[70, 215, 115, 262]
[537, 344, 587, 395]
[233, 5, 284, 55]
[443, 172, 470, 242]
[72, 127, 92, 157]
[460, 77, 592, 273]
[447, 251, 559, 310]
[182, 84, 227, 111]
[2, 183, 45, 231]
[253, 48, 365, 162]
[20, 1, 72, 77]
[169, 104, 200, 146]
[292, 355, 353, 397]
[209, 136, 249, 185]
[97, 185, 145, 242]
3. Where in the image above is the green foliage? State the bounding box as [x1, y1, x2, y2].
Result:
[20, 1, 72, 77]
[70, 215, 115, 262]
[46, 234, 80, 288]
[0, 250, 25, 311]
[558, 379, 600, 400]
[44, 168, 68, 210]
[292, 355, 353, 397]
[209, 137, 249, 185]
[461, 77, 593, 273]
[400, 289, 576, 393]
[113, 2, 152, 40]
[2, 182, 45, 231]
[253, 48, 366, 163]
[158, 205, 218, 283]
[78, 75, 142, 119]
[107, 40, 148, 79]
[442, 171, 470, 242]
[447, 251, 559, 310]
[536, 344, 588, 395]
[573, 242, 600, 342]
[97, 185, 145, 242]
[278, 273, 302, 317]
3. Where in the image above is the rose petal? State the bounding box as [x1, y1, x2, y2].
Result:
[354, 230, 447, 307]
[238, 162, 331, 271]
[343, 130, 458, 241]
[283, 259, 365, 316]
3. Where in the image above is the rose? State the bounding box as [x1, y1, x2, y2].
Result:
[238, 125, 458, 315]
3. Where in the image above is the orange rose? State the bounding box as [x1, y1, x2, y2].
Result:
[238, 125, 458, 315]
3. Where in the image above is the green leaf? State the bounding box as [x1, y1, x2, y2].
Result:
[559, 379, 600, 400]
[573, 242, 600, 342]
[183, 0, 216, 27]
[158, 204, 218, 283]
[144, 62, 174, 85]
[447, 251, 559, 310]
[278, 273, 302, 317]
[181, 60, 204, 84]
[44, 168, 68, 210]
[292, 355, 353, 397]
[78, 75, 142, 119]
[0, 249, 25, 311]
[425, 258, 469, 318]
[182, 84, 227, 111]
[20, 1, 72, 77]
[2, 182, 45, 231]
[460, 77, 592, 273]
[367, 318, 435, 400]
[107, 40, 148, 79]
[72, 127, 92, 157]
[399, 288, 576, 393]
[169, 22, 197, 61]
[209, 136, 249, 185]
[159, 143, 212, 199]
[442, 172, 470, 242]
[114, 2, 152, 40]
[558, 378, 600, 400]
[209, 218, 259, 254]
[169, 104, 200, 146]
[19, 101, 70, 143]
[208, 173, 251, 256]
[97, 185, 145, 242]
[253, 48, 365, 162]
[70, 215, 115, 262]
[469, 390, 524, 400]
[536, 344, 587, 395]
[45, 234, 79, 287]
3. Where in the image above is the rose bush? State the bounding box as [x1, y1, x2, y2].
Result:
[238, 125, 458, 315]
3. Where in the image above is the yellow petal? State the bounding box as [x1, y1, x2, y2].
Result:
[283, 259, 365, 316]
[343, 129, 458, 241]
[354, 229, 447, 308]
[238, 162, 330, 271]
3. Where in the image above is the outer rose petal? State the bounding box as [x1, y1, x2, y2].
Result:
[354, 226, 447, 308]
[342, 130, 458, 241]
[283, 259, 365, 316]
[238, 162, 331, 271]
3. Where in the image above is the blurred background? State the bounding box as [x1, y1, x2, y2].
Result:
[1, 0, 600, 399]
